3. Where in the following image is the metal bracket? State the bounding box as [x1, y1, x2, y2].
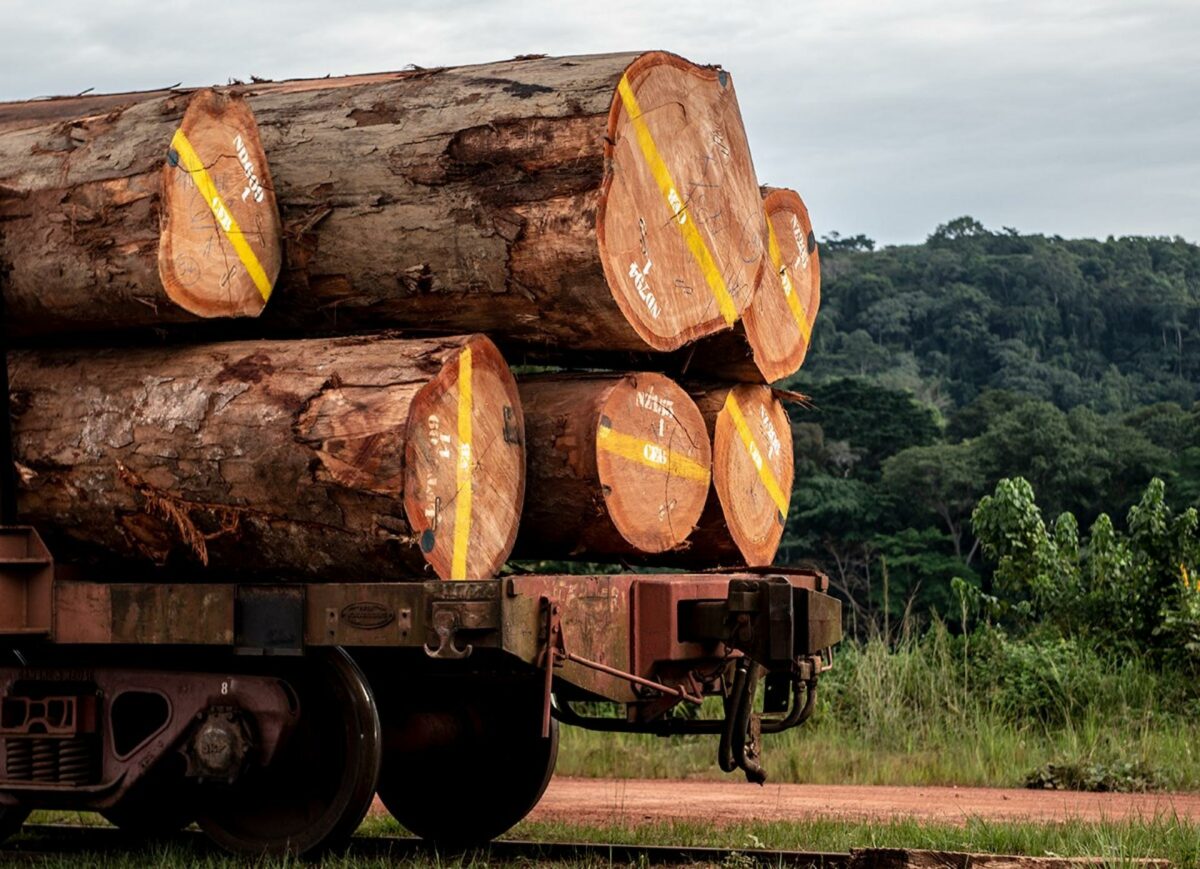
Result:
[537, 596, 703, 738]
[424, 607, 473, 660]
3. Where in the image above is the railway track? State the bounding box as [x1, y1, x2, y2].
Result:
[4, 823, 1168, 867]
[5, 822, 847, 866]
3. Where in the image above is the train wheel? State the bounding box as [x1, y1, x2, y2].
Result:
[197, 648, 381, 856]
[376, 688, 558, 846]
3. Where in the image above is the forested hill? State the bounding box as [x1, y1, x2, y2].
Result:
[794, 216, 1200, 412]
[780, 218, 1200, 631]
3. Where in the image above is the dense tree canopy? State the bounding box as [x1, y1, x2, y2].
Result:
[779, 219, 1200, 633]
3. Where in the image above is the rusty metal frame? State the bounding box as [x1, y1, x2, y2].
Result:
[0, 666, 297, 809]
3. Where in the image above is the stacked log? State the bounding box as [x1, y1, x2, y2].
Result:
[1, 50, 822, 579]
[0, 89, 283, 331]
[515, 373, 711, 559]
[683, 384, 795, 566]
[666, 187, 820, 383]
[7, 334, 524, 581]
[1, 52, 767, 353]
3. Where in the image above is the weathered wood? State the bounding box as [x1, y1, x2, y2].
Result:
[0, 87, 282, 334]
[682, 384, 794, 566]
[661, 186, 821, 383]
[740, 187, 821, 381]
[1, 52, 767, 350]
[7, 334, 524, 581]
[514, 373, 710, 559]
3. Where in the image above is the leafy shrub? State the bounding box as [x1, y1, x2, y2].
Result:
[1025, 759, 1162, 793]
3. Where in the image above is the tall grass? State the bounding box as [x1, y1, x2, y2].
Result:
[557, 622, 1200, 789]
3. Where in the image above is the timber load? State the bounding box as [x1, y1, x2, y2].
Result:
[6, 334, 524, 581]
[682, 383, 795, 566]
[0, 52, 768, 354]
[665, 187, 821, 383]
[514, 373, 711, 559]
[0, 88, 283, 332]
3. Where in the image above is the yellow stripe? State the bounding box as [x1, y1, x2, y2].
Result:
[170, 129, 273, 301]
[597, 424, 710, 483]
[451, 345, 472, 576]
[723, 392, 789, 517]
[451, 348, 473, 580]
[766, 213, 812, 344]
[617, 75, 738, 325]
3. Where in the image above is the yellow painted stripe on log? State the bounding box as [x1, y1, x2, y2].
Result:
[451, 347, 473, 580]
[597, 424, 710, 483]
[170, 129, 273, 301]
[766, 212, 812, 344]
[617, 75, 738, 325]
[723, 392, 789, 517]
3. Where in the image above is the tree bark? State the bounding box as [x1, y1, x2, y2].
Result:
[1, 52, 767, 351]
[678, 383, 794, 566]
[513, 373, 710, 560]
[7, 334, 524, 581]
[0, 88, 282, 335]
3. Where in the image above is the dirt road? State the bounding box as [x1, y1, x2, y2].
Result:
[526, 777, 1200, 826]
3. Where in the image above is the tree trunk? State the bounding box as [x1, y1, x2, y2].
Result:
[513, 373, 710, 560]
[678, 384, 794, 566]
[7, 334, 524, 581]
[0, 88, 283, 335]
[1, 52, 767, 352]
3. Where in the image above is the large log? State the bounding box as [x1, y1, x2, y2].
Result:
[682, 384, 794, 566]
[0, 88, 283, 333]
[1, 52, 767, 350]
[664, 187, 821, 383]
[7, 334, 524, 581]
[514, 373, 711, 559]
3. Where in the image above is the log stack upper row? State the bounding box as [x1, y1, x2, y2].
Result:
[0, 51, 821, 582]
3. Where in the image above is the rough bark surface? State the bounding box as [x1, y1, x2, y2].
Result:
[0, 88, 280, 335]
[678, 384, 794, 566]
[1, 51, 766, 350]
[514, 373, 710, 559]
[7, 334, 524, 581]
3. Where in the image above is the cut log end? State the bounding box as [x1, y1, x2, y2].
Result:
[598, 52, 765, 352]
[712, 384, 794, 566]
[741, 187, 821, 383]
[158, 89, 282, 320]
[596, 372, 711, 553]
[403, 335, 525, 580]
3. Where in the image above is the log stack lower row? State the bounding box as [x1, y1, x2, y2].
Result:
[7, 337, 796, 580]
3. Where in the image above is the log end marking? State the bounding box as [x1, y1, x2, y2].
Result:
[594, 372, 711, 553]
[596, 52, 767, 351]
[712, 384, 794, 566]
[158, 89, 283, 320]
[403, 335, 524, 580]
[741, 187, 822, 383]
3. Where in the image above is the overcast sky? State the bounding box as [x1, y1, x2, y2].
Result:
[2, 0, 1197, 246]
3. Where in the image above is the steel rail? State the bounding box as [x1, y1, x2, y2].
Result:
[8, 822, 850, 866]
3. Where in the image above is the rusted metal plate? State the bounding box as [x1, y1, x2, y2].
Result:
[303, 582, 499, 648]
[800, 585, 842, 654]
[54, 582, 234, 645]
[0, 526, 53, 637]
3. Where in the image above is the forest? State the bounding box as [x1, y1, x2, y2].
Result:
[782, 216, 1200, 652]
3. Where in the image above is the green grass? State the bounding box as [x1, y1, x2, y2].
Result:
[11, 813, 1199, 867]
[557, 624, 1200, 791]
